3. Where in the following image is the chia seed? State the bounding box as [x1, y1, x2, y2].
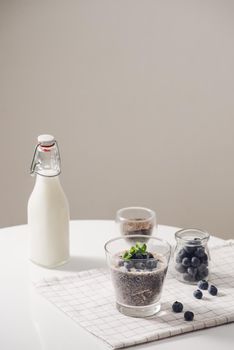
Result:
[121, 218, 154, 241]
[110, 253, 168, 307]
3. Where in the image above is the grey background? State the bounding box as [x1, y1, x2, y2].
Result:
[0, 0, 234, 239]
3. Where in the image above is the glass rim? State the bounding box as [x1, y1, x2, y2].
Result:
[175, 228, 210, 243]
[104, 235, 171, 256]
[116, 206, 156, 222]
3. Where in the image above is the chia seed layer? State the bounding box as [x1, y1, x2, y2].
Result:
[121, 219, 154, 241]
[110, 254, 168, 307]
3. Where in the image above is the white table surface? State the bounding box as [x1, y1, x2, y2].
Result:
[0, 220, 233, 350]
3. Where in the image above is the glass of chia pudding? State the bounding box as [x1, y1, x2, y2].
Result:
[115, 207, 156, 240]
[104, 235, 171, 317]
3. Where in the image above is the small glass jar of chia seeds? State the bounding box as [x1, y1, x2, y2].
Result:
[174, 228, 210, 284]
[115, 207, 156, 240]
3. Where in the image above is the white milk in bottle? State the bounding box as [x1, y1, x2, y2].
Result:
[28, 134, 70, 267]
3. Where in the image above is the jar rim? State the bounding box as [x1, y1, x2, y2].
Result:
[175, 228, 210, 243]
[116, 207, 156, 222]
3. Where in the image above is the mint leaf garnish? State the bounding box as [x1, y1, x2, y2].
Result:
[122, 242, 148, 260]
[123, 251, 129, 259]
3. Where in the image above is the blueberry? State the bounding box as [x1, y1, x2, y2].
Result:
[187, 267, 197, 277]
[146, 252, 154, 259]
[176, 254, 183, 263]
[132, 253, 145, 260]
[197, 265, 209, 281]
[198, 264, 208, 273]
[124, 260, 134, 271]
[183, 272, 195, 282]
[182, 257, 191, 267]
[194, 247, 205, 258]
[172, 301, 183, 313]
[175, 263, 186, 273]
[191, 256, 200, 267]
[176, 251, 187, 263]
[118, 259, 124, 267]
[208, 285, 218, 296]
[178, 247, 186, 254]
[193, 289, 203, 299]
[145, 259, 157, 270]
[201, 253, 208, 263]
[178, 248, 188, 259]
[196, 273, 205, 281]
[197, 279, 209, 290]
[198, 267, 209, 279]
[134, 262, 146, 270]
[184, 311, 194, 321]
[184, 245, 196, 255]
[195, 272, 203, 282]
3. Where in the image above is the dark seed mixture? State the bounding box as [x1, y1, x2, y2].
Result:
[121, 218, 154, 238]
[111, 253, 167, 307]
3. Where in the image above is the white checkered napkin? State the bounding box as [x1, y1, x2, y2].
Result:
[35, 241, 234, 349]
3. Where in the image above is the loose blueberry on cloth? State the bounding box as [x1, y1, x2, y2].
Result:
[197, 280, 209, 290]
[193, 290, 203, 299]
[184, 311, 194, 321]
[172, 301, 183, 313]
[208, 285, 218, 296]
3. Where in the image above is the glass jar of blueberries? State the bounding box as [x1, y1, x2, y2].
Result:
[174, 228, 210, 284]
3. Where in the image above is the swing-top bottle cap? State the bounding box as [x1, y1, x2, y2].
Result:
[30, 134, 60, 176]
[38, 134, 55, 146]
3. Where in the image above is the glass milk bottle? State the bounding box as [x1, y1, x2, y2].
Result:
[28, 134, 70, 267]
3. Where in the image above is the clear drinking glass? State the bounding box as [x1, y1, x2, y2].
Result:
[174, 228, 210, 284]
[104, 235, 171, 317]
[115, 207, 156, 240]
